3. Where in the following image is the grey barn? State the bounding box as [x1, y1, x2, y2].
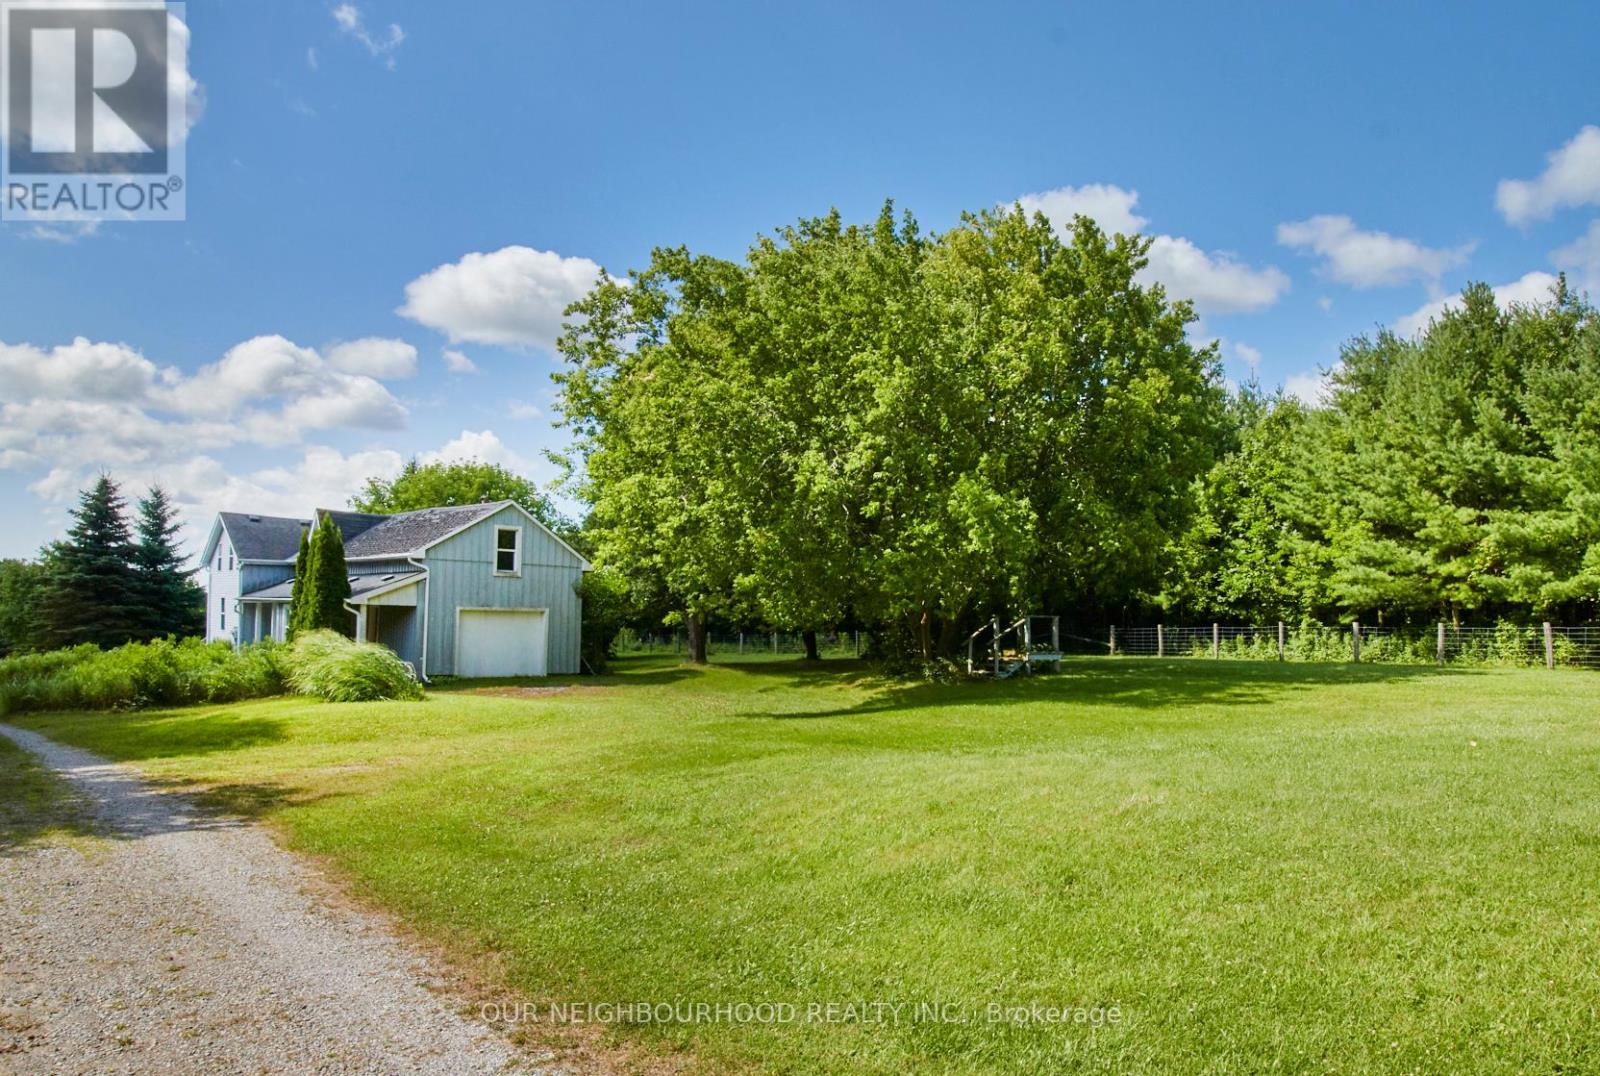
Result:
[199, 501, 590, 678]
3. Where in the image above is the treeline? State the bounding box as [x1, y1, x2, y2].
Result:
[1165, 279, 1600, 626]
[555, 202, 1600, 665]
[0, 476, 202, 656]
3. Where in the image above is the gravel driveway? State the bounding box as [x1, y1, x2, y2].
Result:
[0, 724, 559, 1075]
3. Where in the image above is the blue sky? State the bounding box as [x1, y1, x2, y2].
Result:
[4, 0, 1600, 558]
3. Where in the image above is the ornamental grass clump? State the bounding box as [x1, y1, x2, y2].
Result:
[285, 630, 423, 703]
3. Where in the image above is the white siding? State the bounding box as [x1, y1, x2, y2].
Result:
[206, 532, 240, 646]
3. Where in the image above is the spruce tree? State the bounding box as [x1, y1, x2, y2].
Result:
[307, 516, 353, 635]
[287, 525, 313, 640]
[39, 475, 140, 648]
[131, 486, 203, 640]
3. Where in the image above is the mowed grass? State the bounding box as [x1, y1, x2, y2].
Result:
[13, 657, 1600, 1073]
[0, 735, 94, 850]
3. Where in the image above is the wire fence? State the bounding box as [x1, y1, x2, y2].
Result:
[613, 622, 1600, 670]
[1112, 622, 1600, 669]
[614, 629, 865, 659]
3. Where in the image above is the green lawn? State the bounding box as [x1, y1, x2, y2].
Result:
[12, 658, 1600, 1073]
[0, 735, 93, 850]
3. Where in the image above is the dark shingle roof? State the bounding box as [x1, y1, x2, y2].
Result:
[243, 569, 425, 601]
[218, 512, 309, 562]
[338, 501, 507, 559]
[321, 510, 391, 545]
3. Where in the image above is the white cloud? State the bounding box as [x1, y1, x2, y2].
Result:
[1010, 183, 1288, 317]
[161, 335, 408, 435]
[399, 246, 607, 349]
[507, 400, 542, 420]
[1233, 342, 1262, 371]
[325, 337, 418, 378]
[1282, 370, 1329, 406]
[1552, 220, 1600, 294]
[442, 348, 478, 374]
[0, 337, 162, 402]
[1317, 296, 1333, 312]
[1496, 126, 1600, 227]
[1013, 183, 1148, 237]
[1395, 271, 1561, 337]
[419, 429, 530, 472]
[332, 3, 404, 69]
[1276, 214, 1473, 289]
[0, 332, 412, 519]
[21, 220, 101, 243]
[1139, 235, 1289, 315]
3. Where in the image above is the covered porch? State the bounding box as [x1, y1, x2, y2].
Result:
[237, 570, 426, 672]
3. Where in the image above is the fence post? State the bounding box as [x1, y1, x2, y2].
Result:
[772, 632, 777, 655]
[993, 615, 1001, 676]
[1212, 623, 1219, 659]
[1052, 618, 1060, 654]
[1109, 626, 1117, 657]
[1352, 621, 1361, 663]
[1437, 622, 1445, 666]
[1544, 622, 1554, 669]
[1277, 621, 1285, 661]
[854, 631, 860, 657]
[739, 632, 744, 655]
[1157, 623, 1165, 658]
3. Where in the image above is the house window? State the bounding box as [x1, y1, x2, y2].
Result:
[227, 552, 234, 571]
[494, 526, 521, 575]
[216, 552, 222, 570]
[219, 597, 226, 632]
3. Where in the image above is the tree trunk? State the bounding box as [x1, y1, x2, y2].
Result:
[936, 616, 960, 659]
[802, 629, 820, 661]
[917, 610, 932, 662]
[686, 611, 709, 665]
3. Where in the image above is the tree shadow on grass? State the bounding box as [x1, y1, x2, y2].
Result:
[12, 713, 290, 763]
[429, 664, 702, 692]
[0, 737, 100, 854]
[738, 657, 1476, 720]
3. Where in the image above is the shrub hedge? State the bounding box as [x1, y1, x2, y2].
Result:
[0, 631, 423, 715]
[0, 637, 285, 715]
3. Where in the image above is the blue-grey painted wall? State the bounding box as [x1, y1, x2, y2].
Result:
[240, 563, 293, 595]
[419, 504, 586, 676]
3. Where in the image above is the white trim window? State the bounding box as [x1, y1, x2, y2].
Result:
[494, 526, 522, 576]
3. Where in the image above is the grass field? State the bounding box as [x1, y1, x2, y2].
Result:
[11, 657, 1600, 1073]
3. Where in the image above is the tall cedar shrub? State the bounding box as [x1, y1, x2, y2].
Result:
[287, 526, 312, 640]
[307, 516, 353, 636]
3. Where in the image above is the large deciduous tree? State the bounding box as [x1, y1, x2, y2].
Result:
[353, 459, 563, 531]
[556, 203, 1224, 664]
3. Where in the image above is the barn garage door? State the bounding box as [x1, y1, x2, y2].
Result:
[456, 609, 548, 677]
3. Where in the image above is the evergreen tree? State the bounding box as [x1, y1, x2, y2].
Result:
[39, 475, 140, 648]
[131, 486, 203, 640]
[287, 526, 312, 640]
[0, 559, 46, 655]
[306, 516, 353, 635]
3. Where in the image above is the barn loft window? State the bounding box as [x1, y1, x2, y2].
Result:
[495, 526, 521, 575]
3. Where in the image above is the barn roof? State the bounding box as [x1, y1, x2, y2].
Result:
[334, 502, 506, 559]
